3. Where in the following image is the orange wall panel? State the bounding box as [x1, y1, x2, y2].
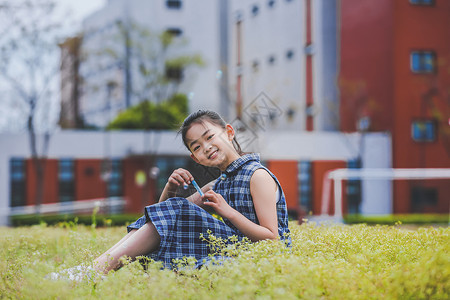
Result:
[266, 160, 299, 212]
[123, 158, 156, 213]
[26, 159, 58, 205]
[75, 159, 106, 201]
[312, 161, 346, 215]
[393, 181, 410, 214]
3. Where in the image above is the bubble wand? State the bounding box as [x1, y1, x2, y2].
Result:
[191, 180, 204, 196]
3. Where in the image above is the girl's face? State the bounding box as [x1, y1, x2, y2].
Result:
[185, 121, 240, 171]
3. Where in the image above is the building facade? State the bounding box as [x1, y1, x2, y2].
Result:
[228, 0, 339, 132]
[339, 0, 450, 214]
[1, 130, 391, 225]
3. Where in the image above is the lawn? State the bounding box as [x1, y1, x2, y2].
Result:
[0, 221, 448, 299]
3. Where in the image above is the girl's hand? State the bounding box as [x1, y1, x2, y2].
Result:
[202, 190, 236, 219]
[166, 168, 194, 193]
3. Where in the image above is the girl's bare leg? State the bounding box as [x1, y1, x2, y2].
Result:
[93, 222, 160, 274]
[93, 229, 137, 267]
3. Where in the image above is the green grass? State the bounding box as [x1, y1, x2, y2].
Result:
[9, 213, 142, 227]
[344, 213, 449, 225]
[1, 222, 448, 299]
[10, 213, 449, 227]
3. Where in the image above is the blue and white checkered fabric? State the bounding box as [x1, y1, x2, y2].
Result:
[213, 153, 291, 244]
[127, 153, 290, 269]
[127, 197, 236, 269]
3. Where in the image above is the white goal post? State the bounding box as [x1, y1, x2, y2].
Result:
[321, 168, 450, 221]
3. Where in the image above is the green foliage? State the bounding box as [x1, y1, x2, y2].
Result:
[344, 214, 449, 225]
[10, 214, 142, 227]
[91, 205, 100, 229]
[165, 54, 205, 70]
[0, 222, 448, 299]
[11, 213, 448, 228]
[107, 94, 188, 130]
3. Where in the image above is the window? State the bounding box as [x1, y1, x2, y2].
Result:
[298, 161, 312, 213]
[165, 28, 183, 37]
[411, 186, 437, 213]
[10, 158, 26, 207]
[410, 0, 434, 5]
[411, 51, 436, 73]
[59, 159, 74, 202]
[166, 0, 182, 9]
[252, 60, 260, 72]
[347, 159, 361, 214]
[411, 120, 436, 142]
[268, 0, 276, 8]
[165, 64, 183, 81]
[108, 159, 123, 197]
[286, 49, 294, 60]
[251, 4, 259, 17]
[286, 107, 296, 121]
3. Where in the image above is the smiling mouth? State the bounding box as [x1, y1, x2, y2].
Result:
[208, 150, 218, 159]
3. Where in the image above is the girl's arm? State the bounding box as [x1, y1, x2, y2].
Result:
[158, 168, 195, 203]
[185, 180, 216, 212]
[158, 183, 178, 203]
[202, 169, 279, 242]
[158, 168, 216, 211]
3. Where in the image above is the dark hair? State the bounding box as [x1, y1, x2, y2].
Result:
[179, 110, 243, 155]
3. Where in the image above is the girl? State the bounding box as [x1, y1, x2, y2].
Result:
[53, 110, 290, 278]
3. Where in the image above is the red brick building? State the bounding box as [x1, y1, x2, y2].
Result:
[339, 0, 450, 213]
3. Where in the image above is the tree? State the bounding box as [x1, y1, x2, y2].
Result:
[0, 0, 64, 212]
[80, 20, 204, 128]
[80, 20, 203, 203]
[107, 93, 188, 130]
[122, 21, 204, 106]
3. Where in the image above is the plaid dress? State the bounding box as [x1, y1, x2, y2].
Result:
[127, 153, 290, 269]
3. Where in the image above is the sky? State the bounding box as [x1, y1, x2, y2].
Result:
[57, 0, 106, 35]
[0, 0, 106, 132]
[58, 0, 106, 25]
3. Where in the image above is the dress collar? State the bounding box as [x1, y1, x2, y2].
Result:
[223, 153, 260, 175]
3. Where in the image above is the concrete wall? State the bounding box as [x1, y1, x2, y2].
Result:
[228, 0, 339, 131]
[229, 0, 306, 130]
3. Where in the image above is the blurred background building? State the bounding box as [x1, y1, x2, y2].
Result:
[1, 0, 449, 225]
[61, 0, 229, 128]
[229, 0, 339, 131]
